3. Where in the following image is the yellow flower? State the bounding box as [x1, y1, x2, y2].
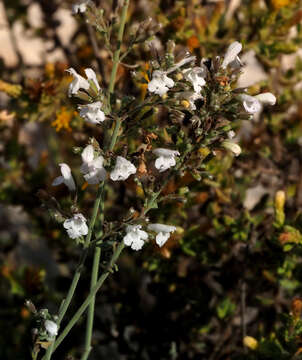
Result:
[243, 336, 258, 350]
[271, 0, 296, 9]
[0, 79, 22, 98]
[51, 107, 75, 132]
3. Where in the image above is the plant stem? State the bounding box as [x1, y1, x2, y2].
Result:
[81, 189, 104, 360]
[44, 185, 105, 360]
[108, 0, 129, 96]
[47, 161, 181, 356]
[51, 242, 125, 353]
[82, 1, 129, 355]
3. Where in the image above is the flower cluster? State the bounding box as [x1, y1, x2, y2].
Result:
[123, 223, 176, 250]
[146, 42, 276, 157]
[53, 67, 183, 241]
[52, 41, 276, 246]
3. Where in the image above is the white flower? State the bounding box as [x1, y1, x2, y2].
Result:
[153, 148, 180, 172]
[84, 68, 101, 92]
[123, 225, 148, 250]
[72, 0, 90, 14]
[183, 67, 206, 93]
[222, 140, 242, 156]
[221, 41, 242, 69]
[63, 213, 88, 239]
[147, 223, 176, 247]
[110, 156, 136, 181]
[227, 130, 236, 139]
[44, 320, 58, 337]
[80, 145, 106, 184]
[240, 94, 262, 114]
[52, 163, 76, 192]
[147, 70, 175, 96]
[179, 91, 202, 110]
[254, 92, 276, 106]
[66, 68, 100, 97]
[79, 101, 105, 124]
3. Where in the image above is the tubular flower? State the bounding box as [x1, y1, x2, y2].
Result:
[63, 213, 88, 239]
[84, 68, 101, 92]
[240, 94, 261, 114]
[110, 156, 136, 181]
[221, 41, 242, 69]
[222, 140, 242, 156]
[147, 223, 177, 247]
[80, 145, 106, 184]
[153, 148, 180, 172]
[147, 70, 175, 96]
[254, 92, 276, 106]
[241, 92, 276, 114]
[66, 68, 100, 97]
[183, 67, 206, 93]
[123, 225, 148, 250]
[178, 91, 202, 110]
[52, 163, 76, 191]
[44, 320, 58, 337]
[79, 101, 105, 124]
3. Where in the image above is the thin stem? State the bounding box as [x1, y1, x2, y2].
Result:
[82, 0, 129, 353]
[44, 184, 105, 360]
[108, 0, 129, 96]
[81, 189, 104, 360]
[52, 242, 125, 353]
[47, 155, 188, 355]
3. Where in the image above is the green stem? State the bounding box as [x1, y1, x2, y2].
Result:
[108, 0, 129, 96]
[47, 161, 182, 356]
[44, 184, 105, 360]
[51, 242, 125, 353]
[82, 1, 129, 353]
[81, 189, 104, 360]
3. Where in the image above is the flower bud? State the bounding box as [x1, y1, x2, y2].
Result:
[243, 336, 258, 350]
[222, 141, 241, 156]
[275, 190, 285, 212]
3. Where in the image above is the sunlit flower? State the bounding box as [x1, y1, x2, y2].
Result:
[123, 225, 148, 250]
[80, 145, 106, 184]
[52, 163, 76, 191]
[63, 213, 88, 239]
[183, 67, 206, 93]
[66, 68, 100, 97]
[44, 320, 58, 337]
[110, 156, 136, 181]
[72, 0, 90, 14]
[79, 101, 105, 124]
[221, 41, 242, 69]
[254, 92, 276, 106]
[147, 223, 176, 247]
[241, 92, 276, 114]
[240, 94, 261, 114]
[85, 68, 101, 92]
[153, 148, 180, 172]
[222, 140, 242, 156]
[147, 70, 174, 96]
[178, 91, 202, 110]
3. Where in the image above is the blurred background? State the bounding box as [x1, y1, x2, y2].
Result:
[1, 0, 302, 359]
